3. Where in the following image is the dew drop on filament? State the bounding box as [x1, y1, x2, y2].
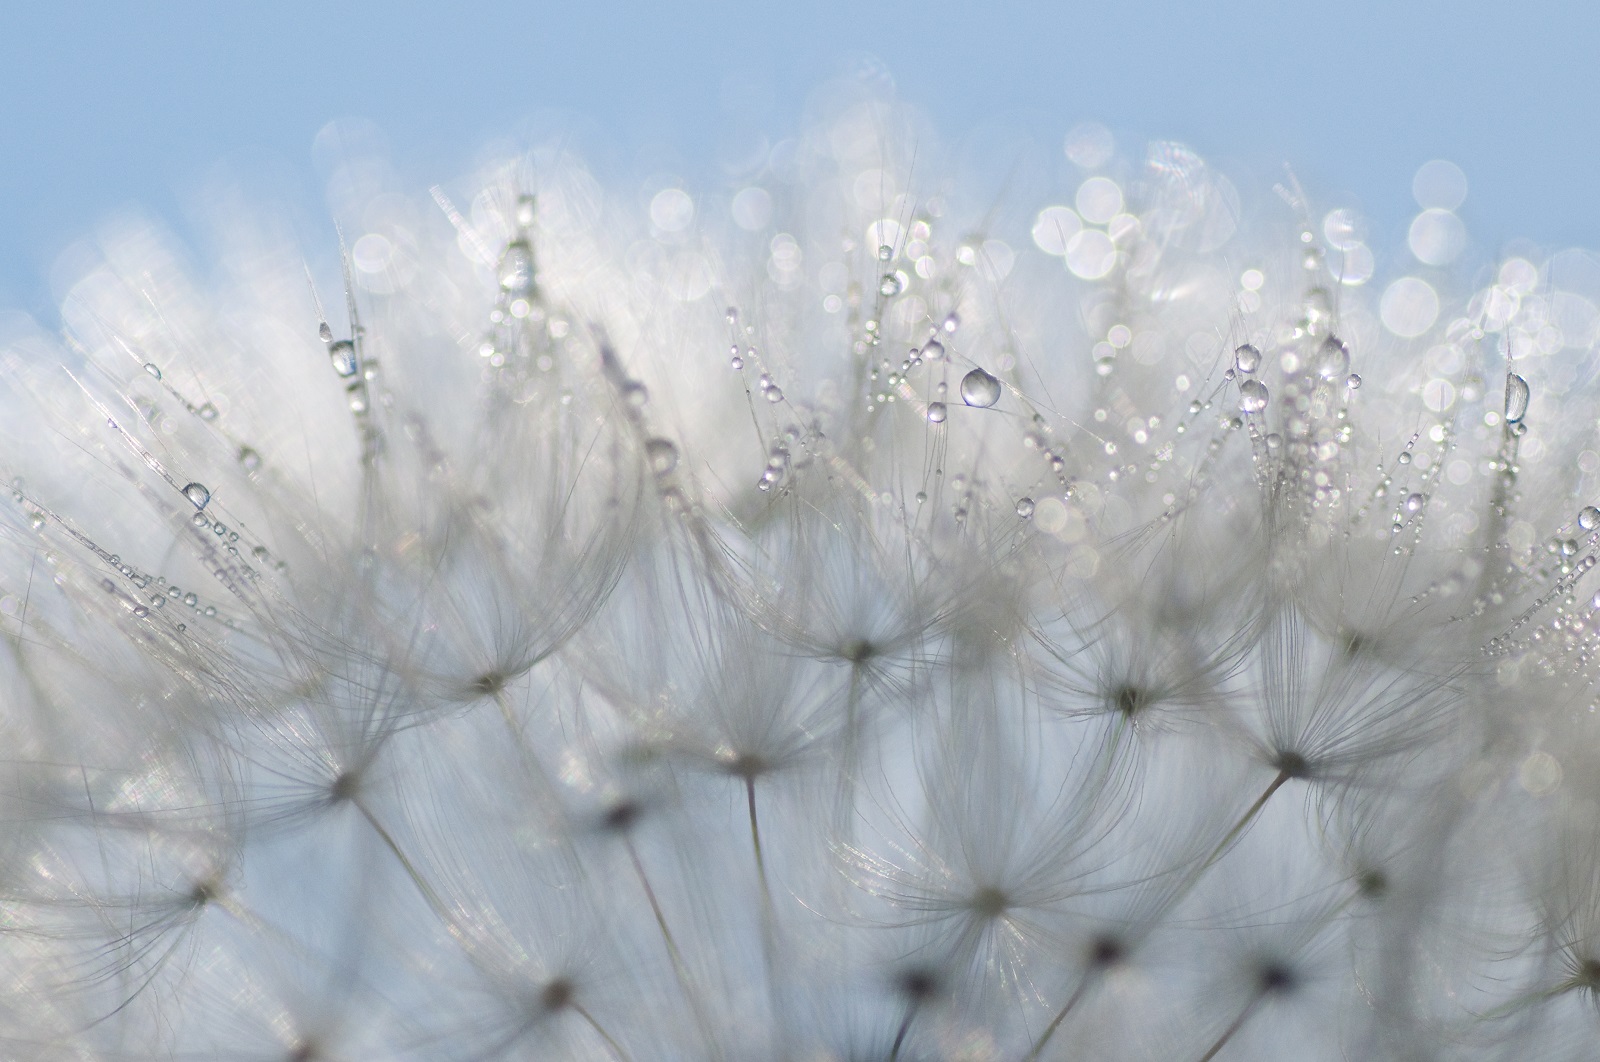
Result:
[926, 402, 947, 423]
[329, 340, 358, 379]
[1315, 336, 1350, 381]
[960, 369, 1001, 408]
[1233, 343, 1261, 374]
[644, 438, 679, 475]
[1579, 506, 1600, 532]
[1504, 373, 1530, 423]
[181, 483, 211, 510]
[1239, 379, 1269, 414]
[498, 239, 536, 296]
[1015, 497, 1035, 518]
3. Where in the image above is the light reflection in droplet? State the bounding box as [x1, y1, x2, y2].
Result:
[1413, 160, 1468, 211]
[1065, 230, 1117, 280]
[1381, 277, 1440, 337]
[1031, 206, 1083, 256]
[650, 188, 695, 233]
[1076, 177, 1124, 224]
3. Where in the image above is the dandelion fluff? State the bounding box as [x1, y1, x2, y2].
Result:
[0, 86, 1599, 1060]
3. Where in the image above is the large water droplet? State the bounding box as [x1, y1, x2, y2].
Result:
[942, 312, 961, 333]
[921, 339, 945, 360]
[1233, 343, 1261, 374]
[1504, 373, 1530, 423]
[1315, 336, 1350, 381]
[1015, 497, 1035, 518]
[329, 340, 358, 379]
[644, 438, 679, 475]
[926, 402, 947, 423]
[143, 363, 162, 380]
[1239, 379, 1269, 414]
[960, 368, 1001, 408]
[879, 274, 903, 297]
[237, 447, 261, 472]
[181, 482, 211, 510]
[1579, 506, 1600, 532]
[1404, 492, 1425, 513]
[499, 239, 536, 295]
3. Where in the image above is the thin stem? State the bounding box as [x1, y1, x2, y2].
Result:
[746, 776, 773, 909]
[887, 1001, 920, 1062]
[833, 663, 866, 833]
[1023, 969, 1097, 1061]
[353, 798, 454, 926]
[746, 775, 788, 1059]
[1194, 991, 1265, 1062]
[572, 1000, 633, 1062]
[1193, 769, 1291, 881]
[623, 836, 721, 1056]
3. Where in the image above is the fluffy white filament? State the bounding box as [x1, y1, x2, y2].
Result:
[1, 90, 1599, 1061]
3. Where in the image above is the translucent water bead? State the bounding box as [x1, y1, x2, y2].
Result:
[1504, 373, 1530, 423]
[1233, 343, 1262, 374]
[959, 369, 1001, 408]
[181, 482, 211, 510]
[1239, 379, 1269, 414]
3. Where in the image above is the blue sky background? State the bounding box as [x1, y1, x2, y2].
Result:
[3, 0, 1596, 318]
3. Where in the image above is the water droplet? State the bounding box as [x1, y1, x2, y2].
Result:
[143, 363, 162, 380]
[346, 382, 369, 413]
[915, 490, 927, 504]
[921, 339, 945, 360]
[318, 322, 334, 343]
[942, 312, 961, 333]
[730, 355, 743, 370]
[1398, 451, 1412, 465]
[1504, 373, 1530, 423]
[1233, 343, 1261, 374]
[1346, 373, 1362, 389]
[926, 402, 947, 423]
[133, 605, 148, 618]
[878, 244, 893, 261]
[1404, 493, 1424, 513]
[1580, 506, 1600, 532]
[516, 194, 538, 228]
[237, 447, 261, 472]
[622, 382, 649, 407]
[644, 438, 679, 475]
[498, 239, 536, 295]
[329, 340, 358, 379]
[1015, 497, 1035, 518]
[879, 274, 902, 297]
[181, 482, 211, 510]
[1239, 379, 1269, 414]
[725, 306, 738, 324]
[183, 592, 198, 607]
[1095, 356, 1115, 377]
[197, 403, 218, 421]
[765, 385, 784, 403]
[960, 368, 1001, 408]
[1315, 336, 1350, 381]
